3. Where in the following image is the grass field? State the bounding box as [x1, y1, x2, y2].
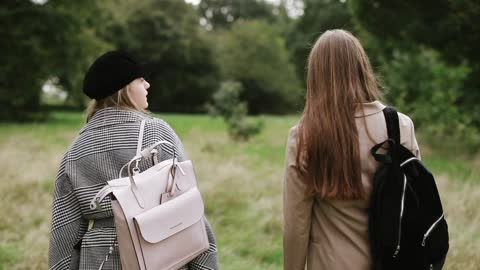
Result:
[0, 111, 479, 269]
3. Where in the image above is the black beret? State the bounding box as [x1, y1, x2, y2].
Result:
[83, 51, 147, 100]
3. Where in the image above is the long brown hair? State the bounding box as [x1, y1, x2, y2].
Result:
[296, 29, 382, 200]
[86, 85, 148, 122]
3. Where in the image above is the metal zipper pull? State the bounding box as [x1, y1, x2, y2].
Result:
[392, 245, 400, 258]
[89, 185, 112, 210]
[98, 260, 105, 270]
[98, 245, 114, 270]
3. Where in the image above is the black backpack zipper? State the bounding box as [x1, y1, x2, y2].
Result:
[393, 174, 408, 258]
[422, 214, 445, 247]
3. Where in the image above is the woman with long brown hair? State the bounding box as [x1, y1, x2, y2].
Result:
[283, 30, 420, 269]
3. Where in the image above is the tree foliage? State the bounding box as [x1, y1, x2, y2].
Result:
[216, 20, 302, 114]
[0, 0, 107, 120]
[2, 0, 479, 147]
[99, 0, 220, 113]
[380, 48, 479, 148]
[0, 1, 101, 120]
[349, 0, 480, 63]
[288, 0, 354, 82]
[198, 0, 280, 30]
[349, 0, 480, 126]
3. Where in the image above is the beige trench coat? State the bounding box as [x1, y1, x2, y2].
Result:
[283, 101, 421, 270]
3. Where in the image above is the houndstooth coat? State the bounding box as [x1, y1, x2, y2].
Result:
[48, 108, 218, 270]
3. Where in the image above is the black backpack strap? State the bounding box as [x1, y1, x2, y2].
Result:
[371, 107, 401, 163]
[383, 107, 402, 183]
[383, 107, 401, 146]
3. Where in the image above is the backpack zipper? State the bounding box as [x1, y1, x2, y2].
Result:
[400, 157, 419, 167]
[422, 214, 444, 247]
[393, 174, 408, 258]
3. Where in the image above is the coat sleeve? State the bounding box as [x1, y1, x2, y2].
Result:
[283, 127, 314, 270]
[184, 217, 219, 269]
[398, 113, 421, 159]
[48, 154, 86, 270]
[408, 118, 421, 159]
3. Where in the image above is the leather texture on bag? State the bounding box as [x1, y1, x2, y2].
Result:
[134, 197, 208, 270]
[134, 187, 205, 244]
[112, 199, 141, 270]
[109, 158, 209, 270]
[90, 119, 210, 270]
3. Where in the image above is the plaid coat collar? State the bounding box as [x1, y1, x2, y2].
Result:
[79, 108, 152, 134]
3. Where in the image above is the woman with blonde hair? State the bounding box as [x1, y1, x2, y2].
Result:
[48, 51, 218, 269]
[283, 30, 421, 269]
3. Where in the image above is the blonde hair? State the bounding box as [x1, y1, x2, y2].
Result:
[85, 84, 148, 122]
[297, 29, 383, 200]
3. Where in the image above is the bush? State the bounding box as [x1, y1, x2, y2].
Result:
[380, 48, 480, 151]
[208, 81, 263, 141]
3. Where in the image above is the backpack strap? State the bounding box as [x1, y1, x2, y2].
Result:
[89, 120, 147, 211]
[383, 107, 401, 147]
[371, 107, 401, 164]
[136, 120, 146, 156]
[132, 120, 147, 171]
[382, 107, 403, 187]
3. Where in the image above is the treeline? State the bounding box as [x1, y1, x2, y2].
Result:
[1, 0, 301, 117]
[1, 0, 479, 146]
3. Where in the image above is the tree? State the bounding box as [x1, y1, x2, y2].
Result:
[287, 0, 354, 83]
[198, 0, 280, 30]
[380, 48, 477, 147]
[349, 0, 480, 63]
[47, 0, 111, 107]
[216, 20, 302, 114]
[349, 0, 480, 126]
[208, 81, 263, 141]
[0, 0, 108, 120]
[100, 0, 220, 113]
[0, 1, 47, 120]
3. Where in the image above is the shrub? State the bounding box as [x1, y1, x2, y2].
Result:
[380, 48, 480, 151]
[208, 81, 263, 141]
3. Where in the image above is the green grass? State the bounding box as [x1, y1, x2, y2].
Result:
[423, 157, 479, 182]
[0, 243, 18, 270]
[0, 111, 479, 269]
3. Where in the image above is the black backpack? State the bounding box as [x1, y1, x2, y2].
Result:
[368, 107, 449, 270]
